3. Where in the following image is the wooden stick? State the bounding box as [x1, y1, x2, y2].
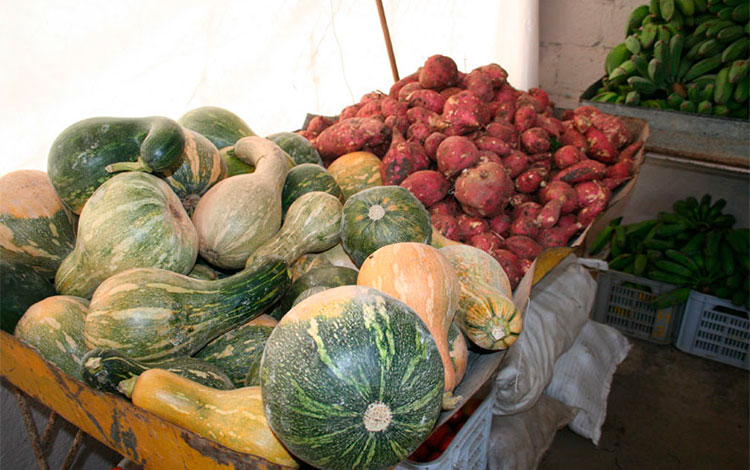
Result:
[375, 0, 399, 82]
[40, 411, 58, 451]
[60, 430, 85, 470]
[13, 387, 49, 470]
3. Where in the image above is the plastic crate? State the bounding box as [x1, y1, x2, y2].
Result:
[593, 270, 685, 344]
[396, 389, 494, 470]
[675, 291, 750, 370]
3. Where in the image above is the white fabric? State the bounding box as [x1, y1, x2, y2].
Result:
[488, 394, 578, 470]
[0, 0, 539, 176]
[493, 254, 596, 415]
[545, 319, 631, 445]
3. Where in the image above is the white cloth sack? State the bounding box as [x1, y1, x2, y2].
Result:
[488, 394, 579, 470]
[545, 319, 631, 445]
[493, 255, 596, 415]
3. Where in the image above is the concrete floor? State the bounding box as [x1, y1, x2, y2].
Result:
[539, 338, 749, 470]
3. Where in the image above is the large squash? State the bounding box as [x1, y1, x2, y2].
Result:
[327, 151, 383, 200]
[260, 285, 444, 470]
[0, 170, 77, 277]
[0, 259, 56, 333]
[55, 172, 198, 299]
[178, 106, 256, 150]
[192, 136, 290, 269]
[357, 242, 463, 408]
[340, 186, 431, 267]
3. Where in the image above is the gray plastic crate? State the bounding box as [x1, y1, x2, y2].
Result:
[593, 270, 685, 344]
[396, 389, 494, 470]
[675, 291, 750, 370]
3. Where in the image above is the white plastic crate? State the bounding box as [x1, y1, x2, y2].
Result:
[396, 389, 494, 470]
[675, 290, 750, 370]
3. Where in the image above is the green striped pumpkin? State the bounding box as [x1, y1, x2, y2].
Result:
[327, 151, 383, 201]
[340, 186, 432, 267]
[178, 106, 256, 150]
[55, 172, 198, 299]
[80, 348, 234, 393]
[0, 170, 77, 278]
[47, 116, 186, 213]
[267, 132, 323, 165]
[281, 163, 343, 217]
[85, 256, 289, 362]
[271, 264, 359, 320]
[162, 129, 227, 215]
[14, 295, 90, 379]
[194, 315, 277, 387]
[0, 259, 56, 333]
[260, 285, 444, 470]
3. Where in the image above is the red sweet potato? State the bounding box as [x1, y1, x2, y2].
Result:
[502, 151, 531, 178]
[492, 249, 522, 289]
[431, 213, 460, 241]
[601, 177, 630, 191]
[505, 235, 543, 260]
[400, 170, 451, 208]
[573, 114, 592, 134]
[515, 167, 549, 194]
[538, 181, 577, 214]
[442, 91, 491, 135]
[486, 101, 502, 118]
[385, 114, 409, 135]
[560, 126, 589, 152]
[553, 159, 607, 184]
[585, 127, 618, 163]
[475, 135, 512, 157]
[475, 64, 509, 88]
[553, 145, 584, 169]
[380, 98, 408, 119]
[485, 120, 517, 143]
[536, 199, 562, 229]
[536, 227, 572, 248]
[419, 54, 460, 90]
[510, 215, 540, 239]
[494, 101, 517, 122]
[462, 70, 495, 102]
[590, 113, 632, 149]
[556, 214, 580, 231]
[512, 201, 543, 220]
[521, 127, 551, 154]
[406, 89, 446, 113]
[341, 104, 363, 120]
[514, 106, 537, 133]
[436, 136, 480, 178]
[528, 152, 553, 164]
[529, 88, 550, 110]
[607, 158, 634, 179]
[575, 180, 611, 210]
[516, 92, 544, 113]
[356, 99, 383, 118]
[398, 82, 424, 101]
[360, 91, 386, 104]
[306, 115, 336, 135]
[519, 258, 533, 276]
[406, 107, 443, 128]
[535, 114, 563, 138]
[430, 197, 460, 217]
[489, 213, 512, 237]
[478, 150, 503, 165]
[509, 193, 535, 209]
[618, 140, 643, 161]
[454, 161, 514, 217]
[456, 214, 490, 240]
[494, 84, 518, 104]
[424, 132, 447, 160]
[573, 105, 602, 120]
[315, 117, 391, 163]
[407, 122, 432, 144]
[469, 232, 505, 254]
[389, 72, 419, 99]
[440, 87, 463, 100]
[379, 131, 430, 185]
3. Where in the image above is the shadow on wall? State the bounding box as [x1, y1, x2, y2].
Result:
[0, 378, 121, 470]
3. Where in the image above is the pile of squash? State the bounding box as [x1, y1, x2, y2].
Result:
[0, 107, 524, 470]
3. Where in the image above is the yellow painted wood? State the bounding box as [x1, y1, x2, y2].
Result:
[532, 247, 575, 285]
[0, 331, 296, 470]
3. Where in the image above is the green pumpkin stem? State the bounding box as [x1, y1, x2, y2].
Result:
[117, 376, 138, 398]
[105, 157, 153, 174]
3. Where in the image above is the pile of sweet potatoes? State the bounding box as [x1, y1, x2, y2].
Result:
[298, 54, 642, 289]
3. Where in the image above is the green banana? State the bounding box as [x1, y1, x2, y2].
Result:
[589, 225, 615, 255]
[686, 38, 709, 61]
[626, 90, 642, 105]
[708, 2, 726, 14]
[605, 43, 631, 75]
[688, 83, 702, 103]
[706, 20, 734, 37]
[713, 67, 733, 105]
[733, 76, 748, 102]
[630, 76, 660, 95]
[669, 34, 684, 80]
[684, 54, 723, 81]
[660, 0, 676, 20]
[706, 198, 727, 222]
[675, 0, 695, 16]
[647, 269, 691, 285]
[677, 58, 694, 80]
[625, 219, 660, 238]
[682, 232, 706, 253]
[627, 4, 652, 35]
[658, 211, 686, 225]
[711, 214, 736, 228]
[689, 73, 718, 88]
[609, 253, 635, 271]
[680, 100, 697, 112]
[614, 225, 627, 249]
[593, 91, 620, 103]
[634, 253, 649, 276]
[731, 290, 748, 308]
[640, 23, 659, 49]
[698, 194, 712, 220]
[645, 238, 675, 251]
[649, 58, 667, 87]
[728, 60, 748, 84]
[625, 34, 642, 55]
[658, 25, 673, 45]
[650, 0, 660, 16]
[729, 107, 750, 119]
[697, 100, 714, 114]
[725, 229, 750, 255]
[654, 260, 695, 278]
[721, 37, 749, 63]
[652, 286, 692, 309]
[701, 83, 715, 101]
[717, 6, 735, 21]
[647, 249, 664, 262]
[693, 0, 708, 13]
[697, 38, 723, 58]
[713, 104, 730, 116]
[667, 91, 686, 108]
[656, 222, 687, 237]
[722, 0, 744, 8]
[632, 53, 651, 77]
[615, 94, 627, 104]
[670, 7, 685, 30]
[692, 18, 719, 38]
[720, 242, 735, 276]
[665, 249, 701, 273]
[717, 25, 745, 42]
[609, 60, 636, 83]
[732, 2, 749, 22]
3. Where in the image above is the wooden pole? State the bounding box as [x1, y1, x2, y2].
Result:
[375, 0, 399, 82]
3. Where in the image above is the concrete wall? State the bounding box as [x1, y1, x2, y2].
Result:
[539, 0, 644, 108]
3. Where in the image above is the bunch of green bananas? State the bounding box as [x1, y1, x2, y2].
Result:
[589, 194, 749, 308]
[595, 0, 749, 120]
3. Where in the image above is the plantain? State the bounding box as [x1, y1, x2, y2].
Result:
[630, 76, 660, 95]
[680, 100, 697, 112]
[605, 43, 632, 75]
[647, 269, 691, 285]
[669, 34, 684, 80]
[609, 59, 636, 83]
[683, 54, 723, 81]
[713, 104, 730, 116]
[721, 37, 749, 63]
[665, 249, 701, 273]
[706, 20, 734, 38]
[692, 18, 719, 38]
[713, 67, 733, 105]
[654, 260, 695, 278]
[716, 6, 735, 21]
[625, 34, 642, 55]
[640, 23, 659, 49]
[660, 0, 676, 20]
[697, 100, 714, 114]
[697, 38, 722, 59]
[719, 242, 735, 276]
[652, 286, 692, 309]
[733, 77, 749, 104]
[717, 24, 745, 42]
[725, 229, 750, 255]
[728, 60, 748, 84]
[649, 58, 667, 87]
[732, 2, 749, 22]
[689, 73, 718, 88]
[667, 91, 686, 108]
[701, 83, 715, 101]
[693, 0, 708, 13]
[632, 53, 651, 77]
[634, 253, 649, 276]
[626, 90, 642, 105]
[675, 0, 695, 16]
[625, 219, 660, 238]
[658, 25, 673, 45]
[627, 4, 652, 35]
[682, 232, 706, 254]
[609, 253, 635, 271]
